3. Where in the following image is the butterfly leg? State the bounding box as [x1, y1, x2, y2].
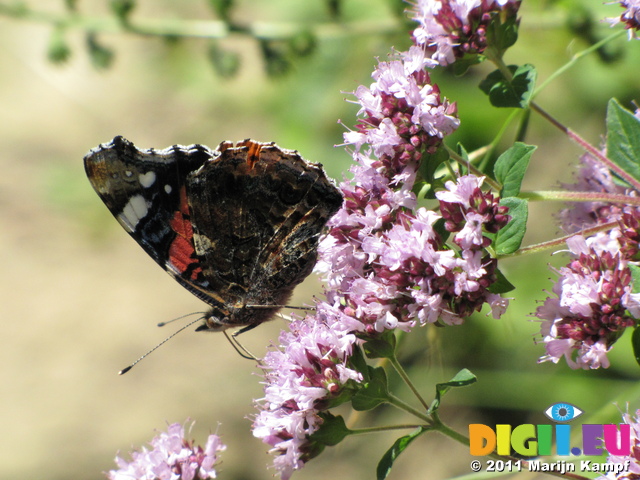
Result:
[223, 329, 259, 361]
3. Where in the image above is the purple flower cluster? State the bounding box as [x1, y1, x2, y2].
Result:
[252, 305, 361, 480]
[320, 173, 510, 334]
[608, 0, 640, 39]
[108, 423, 225, 480]
[322, 27, 509, 331]
[252, 2, 513, 477]
[343, 45, 459, 165]
[410, 0, 522, 65]
[536, 233, 639, 369]
[537, 151, 640, 369]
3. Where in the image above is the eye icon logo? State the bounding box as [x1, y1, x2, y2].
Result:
[544, 403, 583, 422]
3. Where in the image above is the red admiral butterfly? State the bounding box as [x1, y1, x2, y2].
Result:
[84, 136, 343, 338]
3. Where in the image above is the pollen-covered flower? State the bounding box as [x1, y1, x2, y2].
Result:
[410, 0, 522, 65]
[107, 422, 225, 480]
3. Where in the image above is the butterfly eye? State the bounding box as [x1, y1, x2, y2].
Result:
[544, 403, 583, 422]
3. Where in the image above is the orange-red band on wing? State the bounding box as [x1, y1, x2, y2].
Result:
[168, 186, 202, 281]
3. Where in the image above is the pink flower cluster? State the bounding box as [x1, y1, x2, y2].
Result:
[343, 45, 459, 165]
[410, 0, 522, 65]
[538, 151, 640, 369]
[108, 423, 225, 480]
[321, 22, 509, 331]
[252, 305, 361, 480]
[252, 2, 513, 477]
[320, 173, 510, 333]
[536, 233, 639, 369]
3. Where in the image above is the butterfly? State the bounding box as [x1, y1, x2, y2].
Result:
[84, 136, 343, 343]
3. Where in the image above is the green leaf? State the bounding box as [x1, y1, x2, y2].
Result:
[310, 413, 352, 446]
[452, 53, 484, 76]
[488, 267, 516, 294]
[207, 42, 240, 78]
[632, 327, 640, 367]
[494, 197, 528, 255]
[207, 0, 234, 20]
[630, 264, 640, 295]
[428, 369, 477, 414]
[325, 0, 341, 19]
[432, 217, 450, 243]
[86, 33, 114, 69]
[494, 143, 536, 197]
[323, 386, 359, 409]
[348, 345, 369, 380]
[457, 143, 470, 161]
[376, 427, 429, 480]
[259, 39, 291, 76]
[419, 145, 449, 185]
[289, 30, 316, 57]
[606, 98, 640, 185]
[487, 12, 520, 53]
[352, 366, 390, 411]
[47, 26, 71, 64]
[363, 330, 396, 359]
[110, 0, 135, 21]
[479, 64, 537, 108]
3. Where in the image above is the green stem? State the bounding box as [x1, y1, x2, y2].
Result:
[388, 355, 430, 412]
[534, 30, 626, 97]
[0, 3, 403, 40]
[500, 220, 619, 258]
[521, 190, 640, 206]
[387, 393, 432, 424]
[348, 424, 427, 435]
[485, 50, 640, 193]
[430, 412, 470, 447]
[445, 146, 502, 191]
[529, 102, 640, 192]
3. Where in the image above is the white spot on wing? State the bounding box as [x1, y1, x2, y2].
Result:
[139, 171, 156, 188]
[118, 194, 149, 230]
[193, 233, 213, 256]
[164, 184, 172, 194]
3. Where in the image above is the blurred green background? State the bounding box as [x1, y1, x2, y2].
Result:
[1, 1, 640, 479]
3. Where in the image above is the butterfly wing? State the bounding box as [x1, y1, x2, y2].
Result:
[85, 137, 343, 331]
[185, 141, 343, 323]
[83, 136, 217, 296]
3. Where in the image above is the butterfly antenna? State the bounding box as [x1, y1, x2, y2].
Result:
[118, 316, 204, 375]
[157, 311, 206, 327]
